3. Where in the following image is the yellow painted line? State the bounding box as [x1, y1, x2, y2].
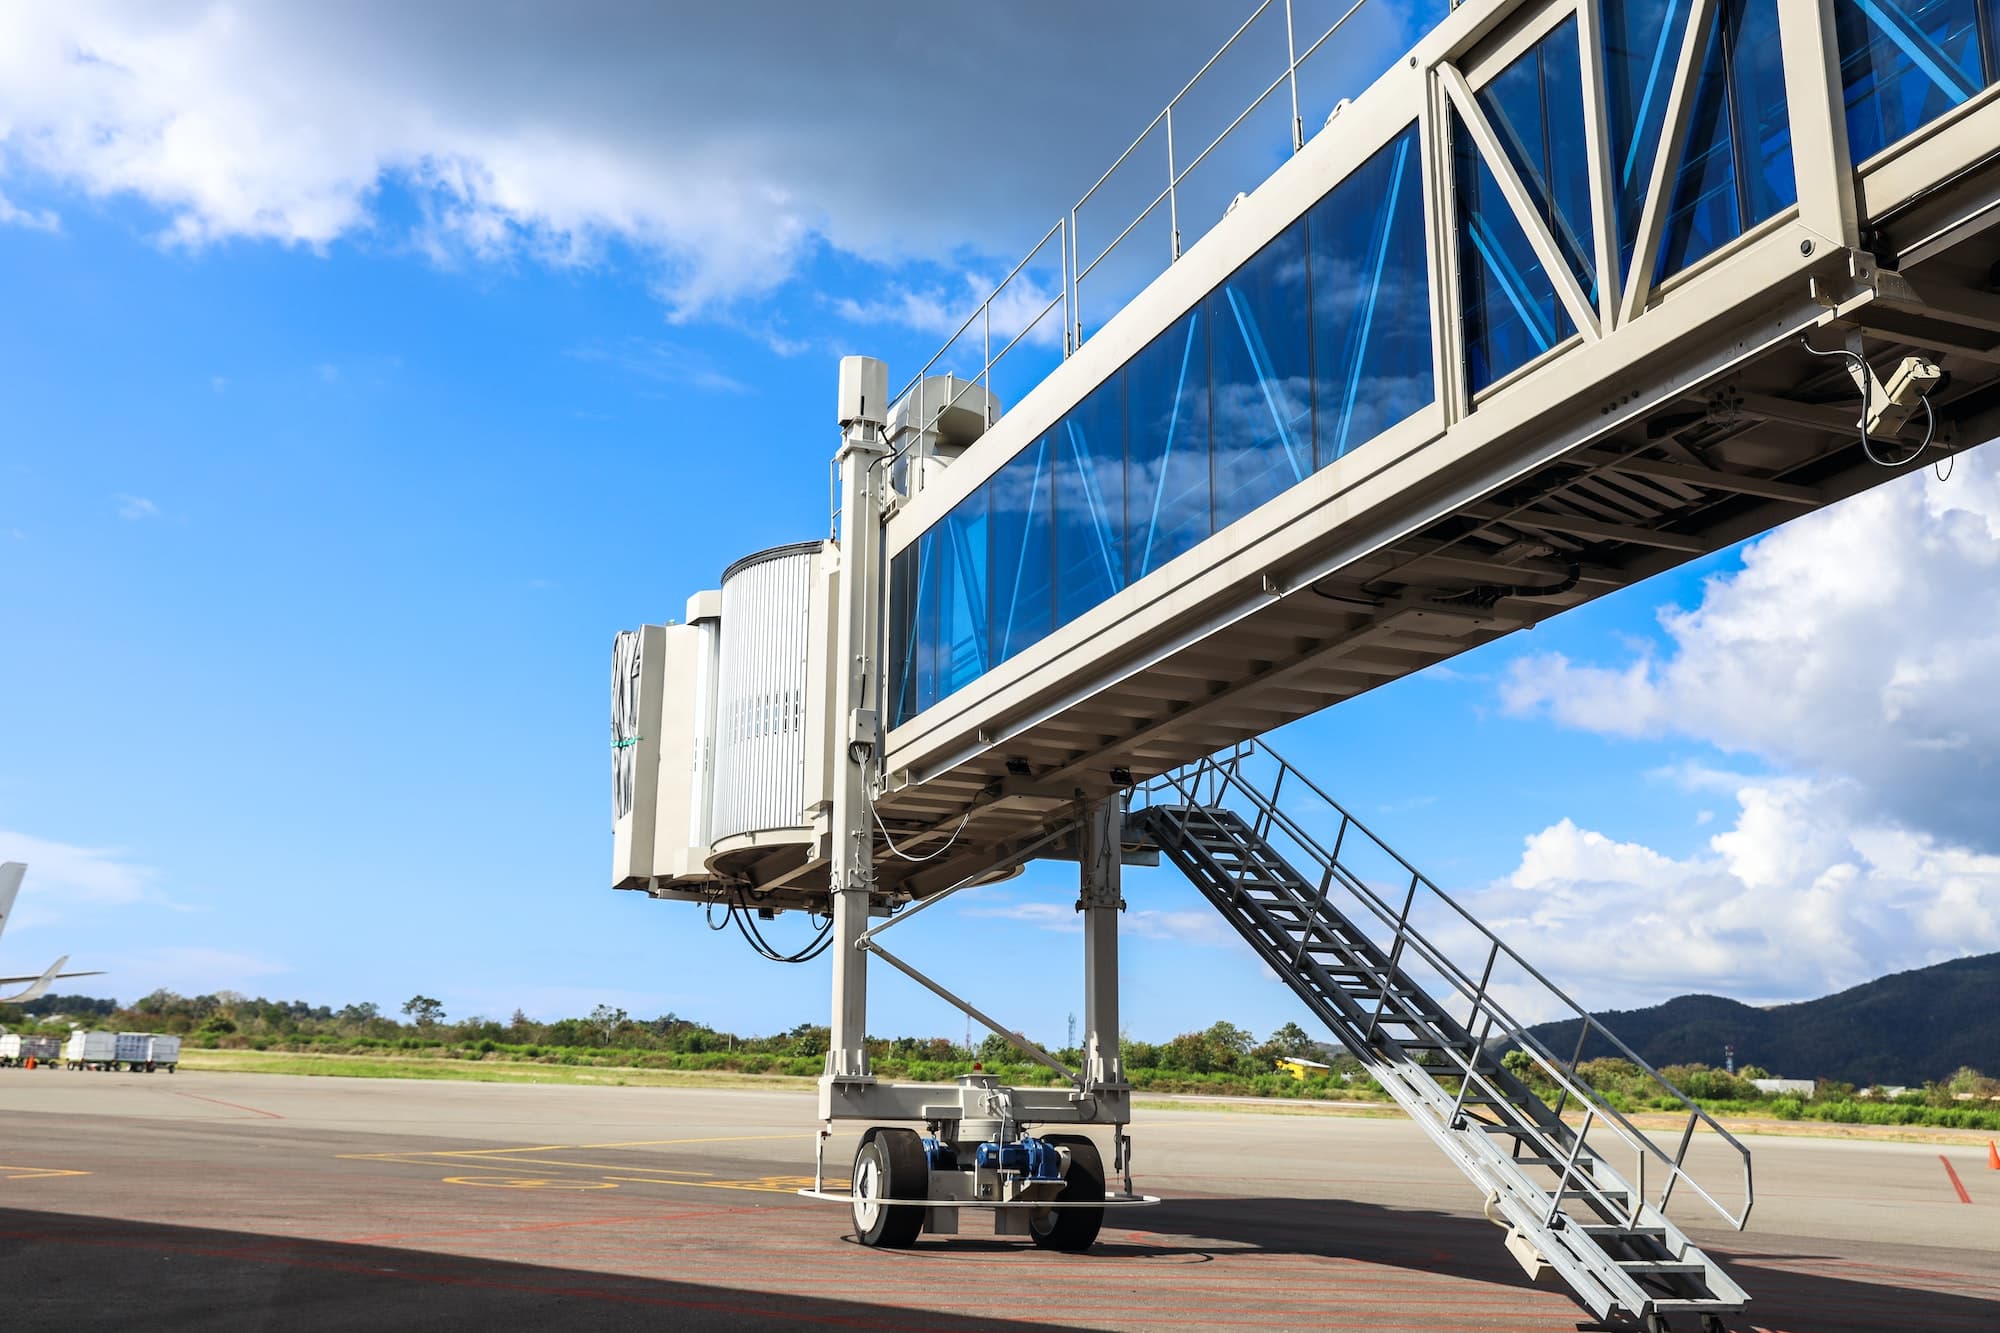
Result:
[339, 1131, 806, 1166]
[0, 1164, 90, 1181]
[442, 1175, 620, 1191]
[596, 1176, 840, 1192]
[572, 1133, 811, 1149]
[425, 1156, 714, 1177]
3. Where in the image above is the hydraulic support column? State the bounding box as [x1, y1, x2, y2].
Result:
[1079, 798, 1126, 1091]
[825, 356, 889, 1087]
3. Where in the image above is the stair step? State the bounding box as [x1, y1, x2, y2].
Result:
[1618, 1261, 1710, 1276]
[1582, 1224, 1669, 1240]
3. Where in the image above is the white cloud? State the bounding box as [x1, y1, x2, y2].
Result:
[833, 271, 1067, 352]
[1503, 450, 2000, 850]
[88, 945, 288, 997]
[0, 2, 1426, 318]
[0, 831, 156, 929]
[1464, 776, 2000, 1012]
[565, 337, 748, 395]
[962, 898, 1236, 948]
[0, 187, 59, 231]
[113, 493, 158, 520]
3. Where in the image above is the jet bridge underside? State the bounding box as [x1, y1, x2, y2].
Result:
[866, 113, 2000, 904]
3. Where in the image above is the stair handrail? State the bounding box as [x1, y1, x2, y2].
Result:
[1141, 738, 1755, 1230]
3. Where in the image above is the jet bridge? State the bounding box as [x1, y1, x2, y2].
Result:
[610, 1, 2000, 1326]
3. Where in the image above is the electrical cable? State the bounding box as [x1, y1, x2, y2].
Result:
[872, 802, 971, 863]
[1309, 582, 1385, 609]
[1438, 560, 1582, 611]
[728, 888, 835, 964]
[1925, 395, 1954, 481]
[1798, 336, 1932, 469]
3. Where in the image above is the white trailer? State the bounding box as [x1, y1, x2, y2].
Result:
[0, 1033, 61, 1067]
[144, 1034, 181, 1073]
[63, 1029, 117, 1070]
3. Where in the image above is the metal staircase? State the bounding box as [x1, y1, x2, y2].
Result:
[1135, 741, 1753, 1332]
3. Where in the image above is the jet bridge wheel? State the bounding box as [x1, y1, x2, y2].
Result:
[1028, 1135, 1105, 1253]
[851, 1127, 928, 1249]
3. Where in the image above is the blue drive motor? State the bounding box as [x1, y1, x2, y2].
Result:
[973, 1136, 1065, 1180]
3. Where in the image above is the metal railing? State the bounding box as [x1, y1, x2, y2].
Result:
[1140, 737, 1754, 1232]
[884, 0, 1415, 478]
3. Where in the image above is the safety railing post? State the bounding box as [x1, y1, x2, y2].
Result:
[1166, 104, 1181, 261]
[1546, 1105, 1597, 1228]
[1285, 0, 1303, 151]
[1659, 1110, 1699, 1213]
[1061, 214, 1074, 356]
[1365, 870, 1421, 1044]
[1468, 939, 1499, 1033]
[1447, 1013, 1494, 1128]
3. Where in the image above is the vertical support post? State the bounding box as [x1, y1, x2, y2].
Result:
[823, 356, 890, 1097]
[1780, 0, 1860, 250]
[1576, 0, 1624, 333]
[1420, 63, 1468, 427]
[1079, 798, 1127, 1090]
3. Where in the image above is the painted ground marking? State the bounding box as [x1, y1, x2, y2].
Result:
[0, 1163, 90, 1181]
[1940, 1154, 1973, 1204]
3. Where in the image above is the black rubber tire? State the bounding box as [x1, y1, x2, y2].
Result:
[1028, 1135, 1106, 1253]
[851, 1127, 928, 1248]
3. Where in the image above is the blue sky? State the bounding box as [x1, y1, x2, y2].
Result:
[5, 1, 1998, 1052]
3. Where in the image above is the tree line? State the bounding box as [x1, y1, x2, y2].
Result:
[6, 989, 1994, 1129]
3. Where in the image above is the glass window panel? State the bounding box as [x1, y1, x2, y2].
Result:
[1603, 0, 1698, 279]
[1728, 0, 1797, 226]
[988, 434, 1054, 663]
[1659, 11, 1740, 274]
[1455, 110, 1576, 392]
[1309, 124, 1433, 462]
[1053, 375, 1127, 629]
[1837, 0, 1987, 162]
[1660, 0, 1797, 278]
[888, 544, 919, 728]
[913, 525, 942, 717]
[935, 487, 991, 699]
[1210, 219, 1313, 531]
[1476, 16, 1596, 300]
[1124, 308, 1211, 581]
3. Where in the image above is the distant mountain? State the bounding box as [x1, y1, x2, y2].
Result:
[1525, 953, 2000, 1087]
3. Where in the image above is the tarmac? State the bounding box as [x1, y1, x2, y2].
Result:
[0, 1070, 1993, 1331]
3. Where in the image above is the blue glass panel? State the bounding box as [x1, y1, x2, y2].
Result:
[935, 487, 990, 698]
[1603, 0, 1698, 278]
[1837, 0, 1987, 162]
[1052, 375, 1127, 629]
[1730, 0, 1798, 224]
[988, 434, 1054, 663]
[1309, 124, 1433, 462]
[1124, 308, 1211, 581]
[1659, 0, 1797, 277]
[1210, 219, 1312, 531]
[1455, 111, 1576, 392]
[913, 525, 942, 717]
[1659, 14, 1739, 273]
[888, 544, 919, 728]
[1476, 16, 1596, 299]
